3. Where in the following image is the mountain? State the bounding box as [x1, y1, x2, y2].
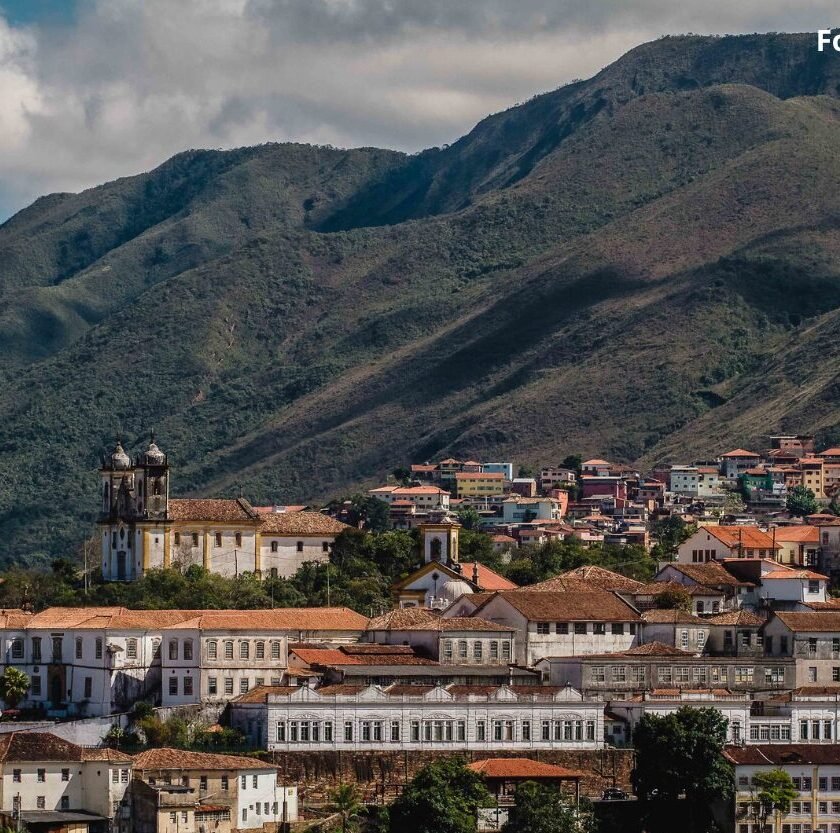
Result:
[1, 32, 840, 564]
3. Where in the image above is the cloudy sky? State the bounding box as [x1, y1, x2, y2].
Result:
[0, 0, 837, 220]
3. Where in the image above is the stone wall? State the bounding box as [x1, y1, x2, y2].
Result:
[263, 748, 635, 804]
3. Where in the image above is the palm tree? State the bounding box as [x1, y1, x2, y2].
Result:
[0, 667, 29, 709]
[328, 783, 363, 833]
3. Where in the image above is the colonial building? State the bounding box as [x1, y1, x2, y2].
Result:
[98, 438, 347, 581]
[0, 732, 133, 833]
[229, 683, 605, 752]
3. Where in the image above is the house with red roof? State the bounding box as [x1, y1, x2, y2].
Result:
[676, 524, 781, 564]
[719, 448, 761, 479]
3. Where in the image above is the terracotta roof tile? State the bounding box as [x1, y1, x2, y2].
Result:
[132, 748, 271, 771]
[469, 758, 586, 779]
[641, 609, 705, 624]
[168, 498, 259, 522]
[773, 611, 840, 632]
[404, 616, 514, 633]
[161, 608, 368, 631]
[662, 562, 753, 588]
[724, 744, 840, 766]
[771, 526, 821, 544]
[258, 512, 349, 535]
[705, 610, 765, 626]
[489, 590, 642, 622]
[231, 685, 298, 704]
[705, 526, 779, 549]
[367, 608, 440, 630]
[522, 566, 644, 593]
[720, 449, 759, 457]
[459, 563, 518, 591]
[624, 642, 695, 656]
[0, 733, 85, 762]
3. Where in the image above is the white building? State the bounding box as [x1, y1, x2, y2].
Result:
[159, 608, 369, 707]
[367, 485, 450, 510]
[229, 683, 605, 752]
[724, 744, 840, 833]
[461, 591, 642, 666]
[0, 732, 133, 833]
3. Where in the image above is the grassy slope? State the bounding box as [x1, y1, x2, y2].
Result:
[0, 36, 840, 563]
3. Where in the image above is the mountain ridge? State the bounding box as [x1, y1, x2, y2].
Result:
[1, 32, 840, 564]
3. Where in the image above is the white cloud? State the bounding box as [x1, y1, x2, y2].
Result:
[0, 0, 838, 219]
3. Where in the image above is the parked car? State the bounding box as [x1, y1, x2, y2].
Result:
[601, 788, 629, 801]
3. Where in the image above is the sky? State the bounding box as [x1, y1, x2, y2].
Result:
[0, 0, 838, 220]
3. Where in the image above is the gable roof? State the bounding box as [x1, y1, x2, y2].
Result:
[771, 526, 820, 544]
[522, 566, 644, 593]
[160, 608, 368, 631]
[641, 609, 705, 625]
[660, 562, 753, 588]
[772, 611, 840, 633]
[484, 590, 642, 622]
[720, 449, 759, 458]
[367, 608, 440, 630]
[705, 610, 765, 627]
[26, 608, 200, 630]
[460, 563, 518, 591]
[468, 758, 586, 779]
[132, 748, 271, 771]
[258, 511, 348, 535]
[724, 744, 840, 766]
[0, 733, 87, 763]
[168, 498, 260, 522]
[704, 526, 779, 550]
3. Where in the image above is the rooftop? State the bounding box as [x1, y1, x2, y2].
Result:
[132, 748, 272, 771]
[468, 758, 587, 779]
[168, 498, 259, 522]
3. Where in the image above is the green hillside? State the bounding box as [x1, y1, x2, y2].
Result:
[1, 33, 840, 565]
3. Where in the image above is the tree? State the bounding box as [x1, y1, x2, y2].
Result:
[329, 783, 364, 833]
[0, 666, 30, 708]
[456, 506, 481, 530]
[753, 769, 797, 832]
[786, 485, 819, 517]
[561, 455, 583, 474]
[654, 585, 692, 611]
[650, 516, 696, 559]
[389, 759, 491, 833]
[632, 707, 733, 821]
[502, 782, 592, 833]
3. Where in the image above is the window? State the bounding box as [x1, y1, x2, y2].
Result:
[241, 775, 247, 789]
[271, 641, 281, 660]
[122, 769, 129, 783]
[74, 637, 83, 659]
[296, 541, 304, 552]
[208, 677, 217, 695]
[574, 622, 587, 635]
[32, 637, 41, 661]
[184, 677, 194, 696]
[169, 640, 178, 660]
[680, 630, 689, 649]
[12, 769, 20, 783]
[476, 720, 486, 741]
[84, 677, 92, 698]
[612, 623, 624, 635]
[322, 542, 330, 553]
[253, 775, 258, 788]
[473, 641, 483, 660]
[271, 541, 279, 553]
[697, 630, 706, 649]
[174, 532, 180, 546]
[390, 721, 400, 742]
[256, 641, 265, 659]
[208, 640, 218, 660]
[344, 721, 353, 742]
[502, 642, 511, 661]
[593, 623, 605, 635]
[183, 640, 193, 660]
[37, 768, 45, 782]
[240, 679, 249, 694]
[240, 642, 250, 659]
[169, 677, 178, 695]
[611, 666, 627, 683]
[592, 666, 606, 682]
[735, 667, 754, 683]
[489, 641, 498, 660]
[235, 533, 242, 547]
[458, 640, 468, 659]
[61, 768, 69, 782]
[556, 622, 569, 634]
[215, 533, 222, 547]
[225, 641, 234, 659]
[126, 638, 138, 659]
[192, 533, 199, 547]
[112, 769, 120, 783]
[242, 810, 247, 823]
[224, 679, 234, 695]
[536, 622, 550, 635]
[31, 675, 41, 696]
[221, 776, 229, 791]
[37, 796, 45, 810]
[95, 637, 103, 659]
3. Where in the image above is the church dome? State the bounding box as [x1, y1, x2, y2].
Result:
[439, 577, 473, 602]
[142, 438, 166, 465]
[110, 442, 131, 470]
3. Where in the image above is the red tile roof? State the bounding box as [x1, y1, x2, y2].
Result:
[168, 498, 259, 522]
[160, 608, 368, 631]
[720, 449, 759, 458]
[460, 563, 518, 591]
[258, 511, 349, 535]
[705, 526, 779, 550]
[468, 758, 586, 779]
[132, 748, 272, 771]
[773, 611, 840, 632]
[486, 590, 642, 622]
[523, 566, 644, 593]
[724, 745, 840, 766]
[705, 610, 765, 626]
[771, 526, 820, 544]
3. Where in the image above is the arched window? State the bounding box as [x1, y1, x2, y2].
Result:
[240, 642, 250, 660]
[207, 640, 218, 660]
[235, 532, 242, 547]
[255, 641, 265, 660]
[224, 641, 234, 659]
[183, 640, 193, 661]
[168, 640, 178, 660]
[270, 641, 281, 660]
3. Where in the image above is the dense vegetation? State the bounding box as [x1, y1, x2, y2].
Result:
[0, 528, 657, 615]
[2, 33, 840, 565]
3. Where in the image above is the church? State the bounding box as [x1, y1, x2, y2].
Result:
[98, 437, 347, 581]
[393, 512, 517, 608]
